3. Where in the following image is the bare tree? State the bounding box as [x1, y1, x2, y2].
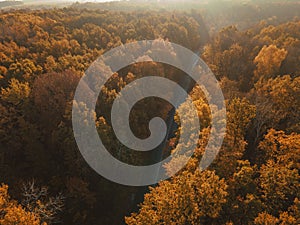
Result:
[21, 180, 64, 224]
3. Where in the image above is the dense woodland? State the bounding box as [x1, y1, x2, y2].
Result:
[0, 1, 299, 224]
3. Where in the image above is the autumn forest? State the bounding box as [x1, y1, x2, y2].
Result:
[0, 0, 299, 224]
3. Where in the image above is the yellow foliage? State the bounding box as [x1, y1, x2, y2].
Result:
[254, 45, 287, 80]
[125, 170, 228, 225]
[1, 78, 30, 105]
[0, 184, 45, 225]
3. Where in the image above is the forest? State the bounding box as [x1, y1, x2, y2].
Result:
[0, 0, 299, 224]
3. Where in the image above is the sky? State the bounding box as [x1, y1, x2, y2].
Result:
[0, 0, 120, 2]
